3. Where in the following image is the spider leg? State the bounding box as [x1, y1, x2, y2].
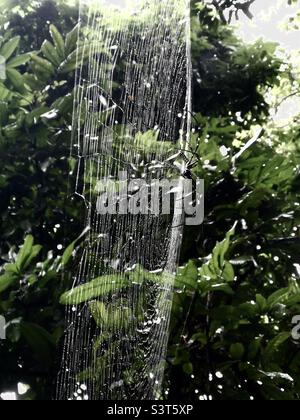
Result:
[182, 144, 201, 162]
[188, 160, 198, 169]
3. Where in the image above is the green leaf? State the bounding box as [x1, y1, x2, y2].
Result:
[65, 24, 79, 55]
[267, 288, 290, 308]
[260, 371, 294, 383]
[61, 227, 91, 266]
[11, 238, 41, 274]
[126, 265, 174, 286]
[31, 54, 55, 75]
[16, 235, 34, 271]
[208, 283, 234, 295]
[58, 50, 80, 74]
[0, 36, 20, 60]
[199, 223, 237, 281]
[89, 301, 130, 330]
[191, 332, 207, 347]
[53, 93, 73, 114]
[59, 42, 105, 74]
[0, 83, 13, 101]
[173, 348, 190, 366]
[7, 321, 21, 343]
[0, 273, 18, 293]
[248, 337, 263, 360]
[256, 294, 267, 312]
[222, 261, 235, 282]
[5, 263, 19, 275]
[6, 68, 26, 93]
[219, 222, 237, 267]
[7, 53, 31, 68]
[77, 341, 121, 382]
[28, 274, 38, 286]
[175, 260, 198, 290]
[89, 301, 108, 326]
[183, 362, 194, 375]
[60, 275, 129, 305]
[41, 40, 61, 66]
[230, 343, 245, 360]
[286, 293, 300, 306]
[23, 245, 42, 270]
[263, 332, 290, 362]
[61, 241, 76, 266]
[199, 262, 215, 280]
[49, 25, 65, 59]
[20, 322, 56, 366]
[239, 302, 258, 318]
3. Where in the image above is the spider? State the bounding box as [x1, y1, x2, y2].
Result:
[165, 147, 200, 179]
[82, 141, 200, 181]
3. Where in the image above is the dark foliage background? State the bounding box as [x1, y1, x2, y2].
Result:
[0, 0, 299, 400]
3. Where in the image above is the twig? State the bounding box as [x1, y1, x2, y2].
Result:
[232, 127, 264, 164]
[275, 90, 300, 113]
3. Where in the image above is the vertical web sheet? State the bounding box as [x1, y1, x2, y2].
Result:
[57, 0, 191, 400]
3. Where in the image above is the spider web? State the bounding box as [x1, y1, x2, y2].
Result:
[56, 0, 191, 400]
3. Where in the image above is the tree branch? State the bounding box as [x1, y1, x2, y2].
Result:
[236, 0, 255, 20]
[211, 0, 256, 23]
[275, 90, 300, 113]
